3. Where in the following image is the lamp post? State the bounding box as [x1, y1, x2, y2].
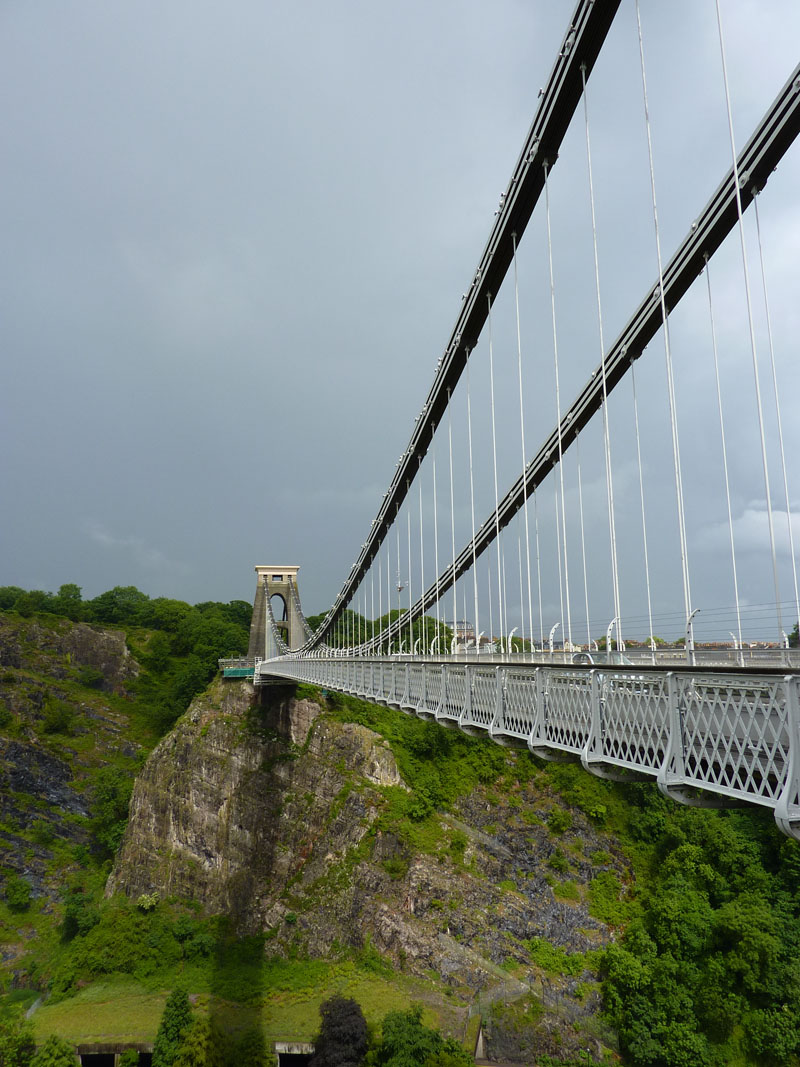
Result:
[606, 617, 618, 655]
[686, 607, 700, 666]
[507, 627, 518, 656]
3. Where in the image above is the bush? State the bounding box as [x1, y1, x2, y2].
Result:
[553, 879, 580, 901]
[30, 1035, 79, 1066]
[588, 871, 628, 925]
[60, 886, 101, 942]
[30, 820, 55, 846]
[0, 1017, 36, 1066]
[76, 666, 104, 689]
[525, 937, 587, 977]
[5, 873, 32, 912]
[41, 699, 74, 736]
[546, 807, 572, 835]
[367, 1003, 472, 1066]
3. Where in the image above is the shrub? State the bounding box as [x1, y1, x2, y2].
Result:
[30, 819, 55, 846]
[547, 848, 569, 873]
[30, 1035, 79, 1066]
[553, 879, 580, 901]
[0, 1017, 36, 1066]
[588, 871, 628, 925]
[41, 699, 74, 736]
[5, 873, 32, 912]
[382, 858, 408, 881]
[76, 666, 104, 689]
[526, 937, 587, 977]
[546, 806, 572, 835]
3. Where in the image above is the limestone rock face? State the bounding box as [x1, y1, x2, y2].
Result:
[105, 679, 401, 930]
[107, 679, 627, 1014]
[0, 616, 138, 692]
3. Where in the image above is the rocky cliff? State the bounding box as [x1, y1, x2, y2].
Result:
[0, 616, 142, 889]
[108, 678, 628, 1061]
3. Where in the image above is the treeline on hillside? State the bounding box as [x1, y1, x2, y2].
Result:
[0, 584, 251, 734]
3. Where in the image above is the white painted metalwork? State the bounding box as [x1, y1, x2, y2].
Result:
[253, 654, 800, 843]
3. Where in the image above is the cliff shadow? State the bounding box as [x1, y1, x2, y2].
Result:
[208, 922, 270, 1064]
[207, 682, 305, 1066]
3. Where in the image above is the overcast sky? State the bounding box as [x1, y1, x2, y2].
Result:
[2, 1, 798, 641]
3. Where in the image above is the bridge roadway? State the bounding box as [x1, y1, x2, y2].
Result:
[251, 655, 800, 842]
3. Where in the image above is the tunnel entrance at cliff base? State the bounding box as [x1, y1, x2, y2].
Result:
[275, 1042, 314, 1065]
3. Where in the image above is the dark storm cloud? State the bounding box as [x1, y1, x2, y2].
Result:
[1, 0, 798, 636]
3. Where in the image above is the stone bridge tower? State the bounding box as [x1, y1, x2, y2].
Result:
[247, 565, 306, 659]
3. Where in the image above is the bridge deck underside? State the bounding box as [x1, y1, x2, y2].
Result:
[254, 658, 800, 841]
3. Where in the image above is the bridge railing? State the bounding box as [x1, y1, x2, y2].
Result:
[252, 655, 800, 842]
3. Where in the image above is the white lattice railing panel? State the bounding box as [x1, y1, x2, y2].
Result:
[380, 663, 397, 705]
[499, 670, 539, 739]
[421, 665, 442, 715]
[539, 671, 592, 751]
[408, 665, 425, 708]
[439, 667, 467, 722]
[467, 668, 497, 729]
[600, 673, 670, 772]
[352, 661, 364, 695]
[679, 675, 790, 803]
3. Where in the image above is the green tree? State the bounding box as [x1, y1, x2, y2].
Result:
[152, 989, 193, 1067]
[52, 584, 83, 620]
[88, 586, 149, 625]
[0, 1017, 36, 1067]
[29, 1036, 78, 1067]
[118, 1052, 140, 1067]
[310, 997, 368, 1067]
[12, 591, 53, 618]
[366, 1005, 471, 1067]
[0, 586, 25, 611]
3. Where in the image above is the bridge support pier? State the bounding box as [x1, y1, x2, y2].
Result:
[248, 566, 307, 658]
